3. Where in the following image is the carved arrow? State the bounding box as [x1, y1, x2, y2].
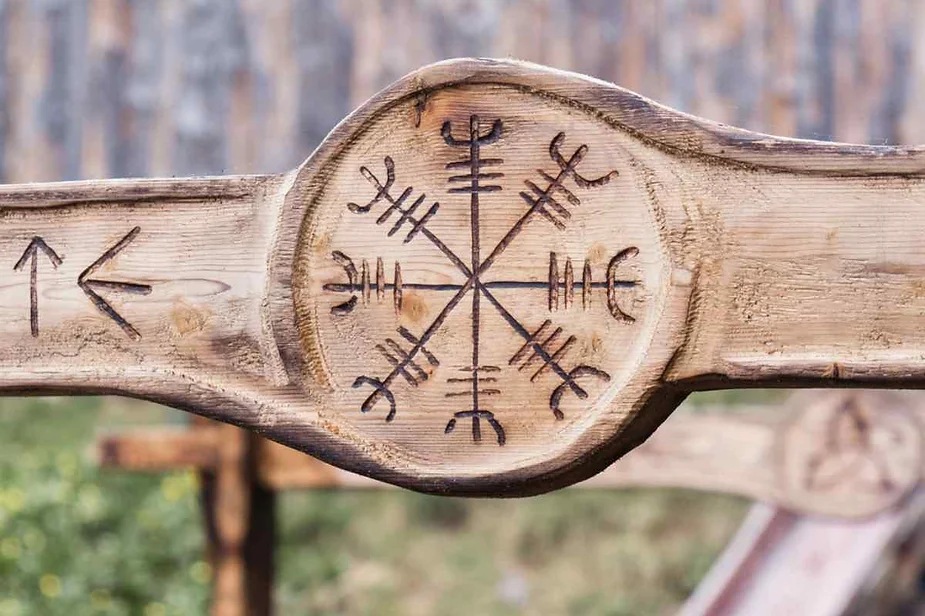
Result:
[13, 236, 63, 337]
[78, 226, 152, 341]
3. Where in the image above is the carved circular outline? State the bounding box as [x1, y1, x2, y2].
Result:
[772, 390, 923, 517]
[268, 59, 694, 495]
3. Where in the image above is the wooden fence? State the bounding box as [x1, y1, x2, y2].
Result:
[0, 0, 921, 185]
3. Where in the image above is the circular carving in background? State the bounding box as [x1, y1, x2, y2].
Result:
[779, 391, 923, 516]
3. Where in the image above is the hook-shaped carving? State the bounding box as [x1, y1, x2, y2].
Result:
[353, 376, 398, 422]
[330, 251, 359, 315]
[550, 366, 611, 420]
[348, 156, 396, 214]
[606, 247, 639, 322]
[441, 115, 503, 146]
[548, 132, 617, 188]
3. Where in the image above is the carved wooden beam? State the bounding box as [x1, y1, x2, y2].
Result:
[6, 58, 925, 495]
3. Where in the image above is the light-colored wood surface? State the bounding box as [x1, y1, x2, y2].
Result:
[99, 391, 925, 519]
[8, 58, 925, 494]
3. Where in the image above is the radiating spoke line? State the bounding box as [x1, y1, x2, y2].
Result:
[477, 281, 584, 395]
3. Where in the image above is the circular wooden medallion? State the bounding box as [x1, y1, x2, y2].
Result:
[281, 63, 686, 491]
[779, 391, 922, 516]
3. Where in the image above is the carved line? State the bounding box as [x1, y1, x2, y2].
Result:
[328, 253, 415, 314]
[445, 389, 501, 397]
[516, 132, 618, 230]
[13, 236, 63, 337]
[606, 247, 640, 322]
[347, 157, 470, 277]
[77, 226, 152, 341]
[398, 326, 439, 367]
[582, 261, 592, 310]
[354, 326, 441, 420]
[445, 410, 506, 446]
[481, 284, 588, 396]
[547, 251, 640, 317]
[444, 115, 506, 433]
[476, 133, 616, 278]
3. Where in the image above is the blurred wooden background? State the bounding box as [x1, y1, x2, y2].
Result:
[0, 0, 919, 185]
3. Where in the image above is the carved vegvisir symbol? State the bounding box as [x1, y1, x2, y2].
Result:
[311, 100, 651, 449]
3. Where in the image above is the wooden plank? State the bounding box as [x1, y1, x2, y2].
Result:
[680, 490, 925, 615]
[98, 426, 221, 470]
[198, 424, 274, 616]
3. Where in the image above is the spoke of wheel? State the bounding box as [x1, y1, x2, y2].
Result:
[378, 277, 476, 387]
[420, 226, 472, 277]
[477, 282, 575, 386]
[477, 158, 577, 276]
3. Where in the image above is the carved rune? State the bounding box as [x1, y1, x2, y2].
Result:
[329, 116, 637, 445]
[804, 397, 907, 494]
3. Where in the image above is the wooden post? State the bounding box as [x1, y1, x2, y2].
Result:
[102, 420, 275, 616]
[198, 423, 275, 616]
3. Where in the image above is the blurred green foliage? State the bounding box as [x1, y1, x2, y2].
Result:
[0, 397, 207, 615]
[0, 395, 752, 615]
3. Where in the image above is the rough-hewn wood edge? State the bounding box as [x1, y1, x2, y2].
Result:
[461, 59, 925, 176]
[352, 58, 925, 176]
[0, 174, 275, 208]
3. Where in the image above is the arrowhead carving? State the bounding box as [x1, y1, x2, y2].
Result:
[78, 226, 152, 340]
[13, 236, 63, 337]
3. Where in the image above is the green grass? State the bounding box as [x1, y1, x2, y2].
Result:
[0, 395, 755, 615]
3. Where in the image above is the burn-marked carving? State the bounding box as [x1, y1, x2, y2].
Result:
[520, 132, 617, 229]
[547, 250, 640, 317]
[78, 226, 152, 341]
[607, 247, 640, 322]
[335, 123, 624, 443]
[353, 326, 440, 422]
[13, 236, 63, 337]
[325, 251, 419, 314]
[347, 156, 442, 245]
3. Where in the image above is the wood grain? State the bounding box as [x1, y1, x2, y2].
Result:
[8, 57, 925, 494]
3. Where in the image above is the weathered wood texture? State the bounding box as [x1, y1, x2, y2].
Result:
[0, 0, 919, 185]
[1, 1, 925, 495]
[11, 56, 925, 495]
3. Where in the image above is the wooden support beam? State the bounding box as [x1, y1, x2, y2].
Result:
[95, 390, 925, 615]
[97, 391, 925, 519]
[195, 420, 274, 616]
[98, 426, 221, 471]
